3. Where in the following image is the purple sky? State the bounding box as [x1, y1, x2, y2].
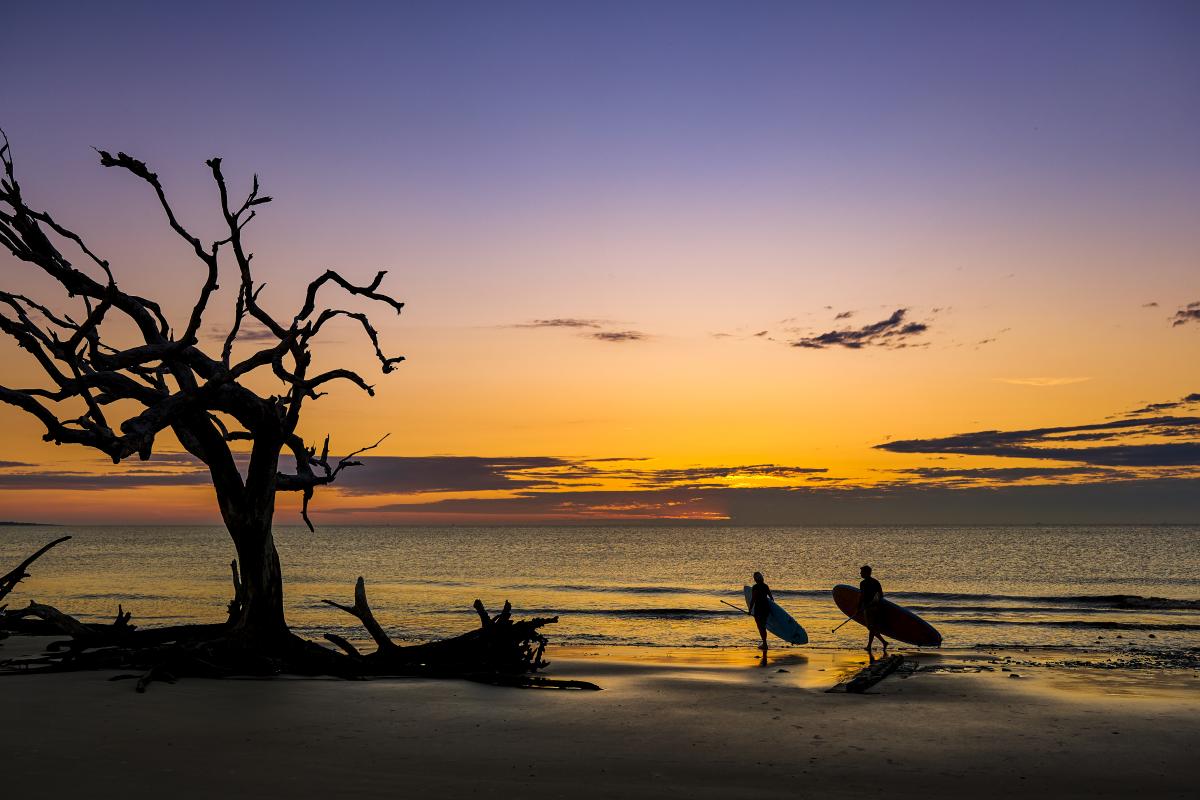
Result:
[1, 1, 1198, 523]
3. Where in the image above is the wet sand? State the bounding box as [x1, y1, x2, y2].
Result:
[2, 638, 1196, 799]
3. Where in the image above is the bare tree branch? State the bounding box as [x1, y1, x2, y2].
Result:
[0, 536, 71, 604]
[0, 132, 405, 530]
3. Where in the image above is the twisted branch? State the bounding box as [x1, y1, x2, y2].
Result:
[0, 130, 405, 527]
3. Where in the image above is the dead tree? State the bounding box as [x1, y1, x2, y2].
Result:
[0, 129, 399, 641]
[0, 131, 587, 687]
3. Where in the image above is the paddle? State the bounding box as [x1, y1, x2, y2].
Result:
[831, 616, 855, 633]
[720, 599, 750, 615]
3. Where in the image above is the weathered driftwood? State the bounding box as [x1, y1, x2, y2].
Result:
[320, 577, 598, 690]
[1, 557, 597, 691]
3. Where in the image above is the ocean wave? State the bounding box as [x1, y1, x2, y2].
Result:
[511, 585, 1200, 611]
[423, 606, 730, 620]
[949, 619, 1200, 631]
[904, 604, 1194, 615]
[70, 592, 169, 601]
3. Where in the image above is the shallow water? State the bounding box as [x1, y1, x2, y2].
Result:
[2, 524, 1198, 656]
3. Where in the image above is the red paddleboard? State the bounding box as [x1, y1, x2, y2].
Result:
[832, 584, 942, 647]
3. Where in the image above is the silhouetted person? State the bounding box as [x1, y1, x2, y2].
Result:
[748, 571, 773, 652]
[857, 565, 888, 660]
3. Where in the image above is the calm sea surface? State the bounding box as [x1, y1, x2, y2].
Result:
[3, 525, 1198, 655]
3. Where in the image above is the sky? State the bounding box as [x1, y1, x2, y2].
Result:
[1, 1, 1197, 524]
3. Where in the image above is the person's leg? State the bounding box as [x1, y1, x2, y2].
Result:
[756, 619, 769, 650]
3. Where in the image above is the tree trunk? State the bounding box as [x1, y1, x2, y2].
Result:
[227, 516, 288, 641]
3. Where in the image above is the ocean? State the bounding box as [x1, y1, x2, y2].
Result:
[3, 525, 1198, 657]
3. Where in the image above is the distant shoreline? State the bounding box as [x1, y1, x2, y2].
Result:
[0, 521, 57, 527]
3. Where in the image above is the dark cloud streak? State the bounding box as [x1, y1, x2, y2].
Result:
[791, 309, 930, 350]
[514, 318, 605, 329]
[877, 415, 1200, 466]
[1172, 302, 1200, 327]
[589, 331, 646, 343]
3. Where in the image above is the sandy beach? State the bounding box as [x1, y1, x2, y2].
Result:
[4, 638, 1196, 799]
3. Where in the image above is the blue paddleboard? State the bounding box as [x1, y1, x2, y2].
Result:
[743, 585, 809, 645]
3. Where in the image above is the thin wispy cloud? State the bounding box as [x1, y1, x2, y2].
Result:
[203, 322, 279, 342]
[0, 470, 213, 490]
[994, 377, 1092, 387]
[790, 309, 930, 350]
[876, 414, 1200, 467]
[510, 318, 648, 342]
[885, 466, 1115, 482]
[1121, 392, 1200, 417]
[590, 330, 646, 343]
[513, 318, 606, 329]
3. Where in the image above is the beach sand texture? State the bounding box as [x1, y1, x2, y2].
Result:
[4, 641, 1196, 799]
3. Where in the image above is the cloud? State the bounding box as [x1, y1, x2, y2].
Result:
[330, 456, 583, 494]
[876, 415, 1200, 467]
[1142, 302, 1159, 308]
[994, 377, 1092, 387]
[834, 310, 855, 320]
[0, 469, 212, 490]
[790, 309, 929, 350]
[511, 318, 647, 342]
[886, 466, 1114, 482]
[601, 464, 826, 489]
[330, 478, 1200, 525]
[0, 453, 830, 498]
[203, 322, 279, 342]
[333, 457, 826, 494]
[513, 318, 605, 329]
[1122, 393, 1200, 417]
[1172, 301, 1200, 327]
[589, 330, 646, 343]
[0, 461, 33, 469]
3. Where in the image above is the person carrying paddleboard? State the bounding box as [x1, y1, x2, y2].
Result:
[856, 565, 889, 659]
[747, 571, 774, 651]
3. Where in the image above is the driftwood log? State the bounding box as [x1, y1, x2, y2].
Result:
[319, 578, 598, 688]
[1, 540, 599, 691]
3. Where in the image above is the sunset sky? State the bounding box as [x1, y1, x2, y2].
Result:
[1, 1, 1197, 524]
